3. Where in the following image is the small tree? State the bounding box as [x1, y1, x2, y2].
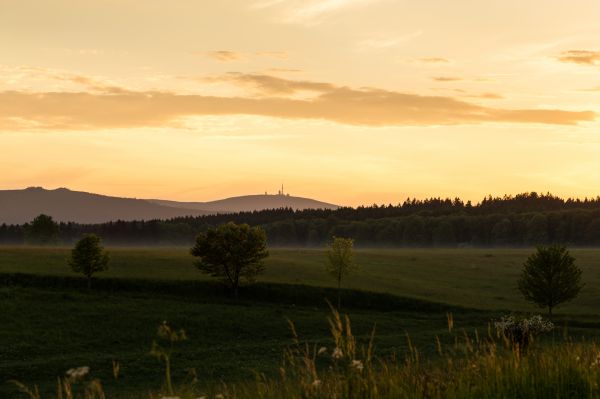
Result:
[518, 244, 583, 317]
[69, 234, 110, 289]
[25, 214, 59, 245]
[326, 237, 357, 309]
[191, 222, 269, 298]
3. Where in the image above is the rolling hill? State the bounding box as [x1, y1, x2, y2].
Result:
[0, 187, 211, 224]
[0, 187, 340, 224]
[149, 194, 339, 213]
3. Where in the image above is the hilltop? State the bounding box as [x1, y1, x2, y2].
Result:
[148, 194, 339, 213]
[0, 187, 340, 224]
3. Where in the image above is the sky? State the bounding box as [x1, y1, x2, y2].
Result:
[1, 0, 600, 206]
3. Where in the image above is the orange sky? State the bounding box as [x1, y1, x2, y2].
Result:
[1, 0, 600, 206]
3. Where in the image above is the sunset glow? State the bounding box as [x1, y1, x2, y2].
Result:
[2, 0, 600, 205]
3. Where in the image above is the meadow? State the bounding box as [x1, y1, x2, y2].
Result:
[1, 247, 600, 398]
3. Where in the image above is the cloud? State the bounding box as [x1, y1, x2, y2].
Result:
[466, 92, 504, 100]
[0, 65, 127, 94]
[199, 50, 289, 62]
[557, 50, 600, 66]
[253, 0, 386, 25]
[203, 51, 245, 62]
[432, 76, 463, 82]
[356, 31, 423, 50]
[266, 68, 302, 74]
[207, 72, 335, 95]
[418, 57, 452, 64]
[254, 51, 289, 59]
[0, 75, 594, 131]
[400, 57, 454, 66]
[53, 74, 127, 94]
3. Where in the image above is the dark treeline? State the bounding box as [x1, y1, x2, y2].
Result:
[4, 192, 600, 247]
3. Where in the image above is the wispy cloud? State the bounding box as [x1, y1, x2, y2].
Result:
[557, 50, 600, 66]
[254, 51, 289, 59]
[432, 76, 463, 82]
[197, 50, 289, 62]
[418, 57, 452, 64]
[202, 51, 245, 62]
[0, 74, 594, 131]
[0, 65, 126, 93]
[266, 68, 302, 74]
[206, 72, 335, 95]
[253, 0, 387, 25]
[356, 30, 423, 50]
[466, 92, 504, 100]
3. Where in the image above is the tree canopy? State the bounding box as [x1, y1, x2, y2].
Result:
[6, 193, 600, 247]
[25, 214, 59, 245]
[69, 233, 110, 289]
[190, 222, 269, 297]
[518, 245, 583, 316]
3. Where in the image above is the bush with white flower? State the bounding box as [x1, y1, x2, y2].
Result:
[494, 315, 554, 351]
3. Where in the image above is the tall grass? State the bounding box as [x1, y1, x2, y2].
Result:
[11, 307, 600, 399]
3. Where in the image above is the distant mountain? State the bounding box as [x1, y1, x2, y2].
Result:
[0, 187, 340, 225]
[149, 194, 339, 213]
[0, 187, 210, 224]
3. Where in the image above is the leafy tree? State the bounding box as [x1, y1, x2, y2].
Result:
[432, 220, 456, 246]
[326, 237, 357, 309]
[402, 216, 426, 246]
[518, 245, 583, 316]
[525, 213, 549, 245]
[491, 218, 512, 246]
[191, 222, 269, 298]
[25, 214, 59, 245]
[69, 234, 110, 289]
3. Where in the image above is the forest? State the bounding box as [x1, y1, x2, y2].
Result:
[4, 192, 600, 247]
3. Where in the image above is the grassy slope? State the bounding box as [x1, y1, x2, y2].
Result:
[1, 247, 600, 397]
[2, 247, 600, 314]
[0, 286, 491, 398]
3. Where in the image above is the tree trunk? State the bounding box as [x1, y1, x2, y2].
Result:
[87, 275, 92, 290]
[234, 283, 239, 299]
[548, 305, 552, 319]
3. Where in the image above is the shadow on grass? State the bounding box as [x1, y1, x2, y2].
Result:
[0, 272, 471, 313]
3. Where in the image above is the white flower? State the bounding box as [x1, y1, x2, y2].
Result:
[332, 347, 343, 360]
[66, 366, 90, 380]
[351, 360, 364, 372]
[317, 346, 327, 355]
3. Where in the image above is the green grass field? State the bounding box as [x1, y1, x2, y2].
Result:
[1, 247, 599, 398]
[2, 246, 600, 313]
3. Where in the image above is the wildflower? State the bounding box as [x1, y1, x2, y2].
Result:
[317, 347, 327, 355]
[66, 366, 90, 380]
[351, 360, 364, 372]
[332, 347, 343, 360]
[312, 379, 322, 388]
[494, 315, 553, 337]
